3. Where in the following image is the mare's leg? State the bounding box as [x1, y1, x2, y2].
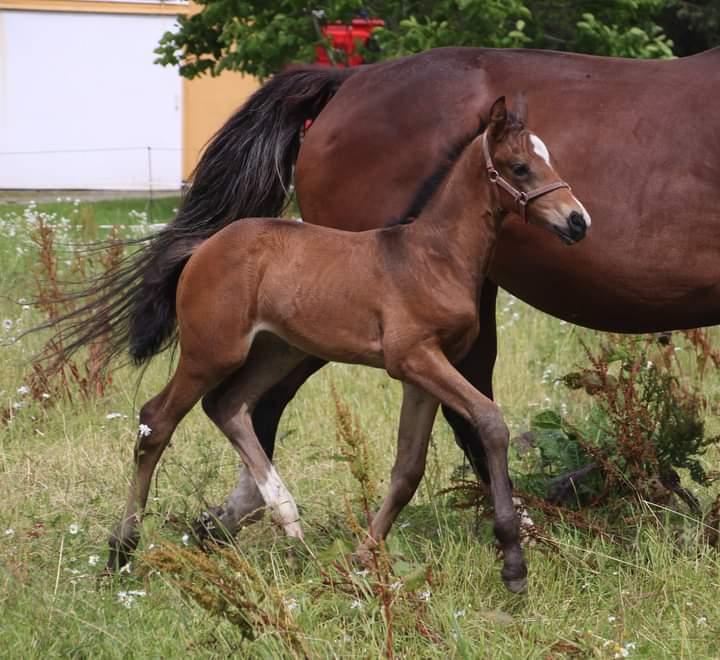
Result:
[107, 356, 225, 569]
[357, 383, 438, 557]
[391, 344, 526, 593]
[202, 337, 307, 538]
[441, 278, 498, 484]
[252, 356, 327, 457]
[199, 357, 327, 537]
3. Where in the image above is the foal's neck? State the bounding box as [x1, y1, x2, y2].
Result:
[408, 137, 501, 289]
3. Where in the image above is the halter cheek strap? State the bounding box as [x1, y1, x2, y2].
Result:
[481, 131, 571, 223]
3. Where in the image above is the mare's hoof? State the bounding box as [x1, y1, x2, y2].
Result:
[351, 546, 375, 570]
[193, 507, 235, 546]
[503, 576, 528, 594]
[106, 542, 133, 572]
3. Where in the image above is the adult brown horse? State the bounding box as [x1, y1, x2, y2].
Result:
[41, 47, 719, 541]
[106, 98, 588, 592]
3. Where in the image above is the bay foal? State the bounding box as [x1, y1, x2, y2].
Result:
[109, 98, 589, 592]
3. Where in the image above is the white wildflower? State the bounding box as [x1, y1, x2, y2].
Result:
[608, 615, 617, 623]
[697, 616, 707, 626]
[106, 412, 123, 420]
[68, 524, 80, 535]
[419, 589, 431, 601]
[390, 580, 402, 591]
[181, 533, 190, 546]
[4, 528, 14, 536]
[17, 385, 30, 396]
[613, 641, 636, 659]
[119, 562, 132, 574]
[138, 424, 152, 437]
[41, 393, 51, 400]
[117, 589, 146, 608]
[88, 555, 100, 566]
[454, 609, 466, 619]
[350, 599, 364, 610]
[284, 597, 298, 611]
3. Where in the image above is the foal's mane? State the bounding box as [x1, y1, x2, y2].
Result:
[385, 113, 524, 227]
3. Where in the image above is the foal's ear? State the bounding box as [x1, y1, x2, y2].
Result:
[488, 96, 508, 141]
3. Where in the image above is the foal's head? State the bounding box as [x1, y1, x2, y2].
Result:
[483, 97, 590, 244]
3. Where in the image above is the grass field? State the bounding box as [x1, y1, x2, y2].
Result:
[0, 199, 718, 658]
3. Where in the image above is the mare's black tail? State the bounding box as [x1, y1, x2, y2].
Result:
[26, 66, 357, 369]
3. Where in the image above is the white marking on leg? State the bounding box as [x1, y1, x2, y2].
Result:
[257, 465, 303, 538]
[530, 134, 551, 165]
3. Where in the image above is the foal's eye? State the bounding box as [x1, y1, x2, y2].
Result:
[511, 163, 530, 177]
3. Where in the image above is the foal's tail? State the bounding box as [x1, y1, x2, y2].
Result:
[28, 66, 357, 369]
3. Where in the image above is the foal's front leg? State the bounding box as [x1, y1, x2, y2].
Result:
[391, 345, 527, 593]
[357, 383, 439, 559]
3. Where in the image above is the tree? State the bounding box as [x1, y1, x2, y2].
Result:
[154, 1, 715, 80]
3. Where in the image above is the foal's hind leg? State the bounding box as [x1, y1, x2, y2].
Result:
[202, 338, 307, 538]
[107, 357, 225, 569]
[357, 383, 438, 559]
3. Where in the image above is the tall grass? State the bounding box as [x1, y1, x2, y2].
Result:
[0, 199, 718, 658]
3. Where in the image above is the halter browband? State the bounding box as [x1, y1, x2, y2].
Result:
[481, 131, 571, 223]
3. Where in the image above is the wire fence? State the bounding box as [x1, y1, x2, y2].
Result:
[0, 145, 185, 193]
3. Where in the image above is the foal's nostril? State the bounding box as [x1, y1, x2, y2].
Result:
[568, 211, 587, 237]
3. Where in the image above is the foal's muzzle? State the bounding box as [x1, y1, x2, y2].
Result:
[553, 210, 589, 245]
[567, 211, 588, 241]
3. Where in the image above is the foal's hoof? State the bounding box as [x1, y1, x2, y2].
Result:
[503, 576, 528, 594]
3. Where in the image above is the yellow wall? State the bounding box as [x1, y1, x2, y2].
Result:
[0, 0, 260, 183]
[182, 72, 259, 180]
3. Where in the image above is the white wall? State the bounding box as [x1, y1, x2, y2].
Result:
[0, 10, 182, 189]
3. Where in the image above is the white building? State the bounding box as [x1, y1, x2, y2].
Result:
[0, 1, 257, 190]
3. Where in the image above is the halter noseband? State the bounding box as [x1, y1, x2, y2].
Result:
[481, 131, 571, 223]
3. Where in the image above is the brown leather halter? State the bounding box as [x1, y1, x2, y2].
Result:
[482, 131, 571, 222]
